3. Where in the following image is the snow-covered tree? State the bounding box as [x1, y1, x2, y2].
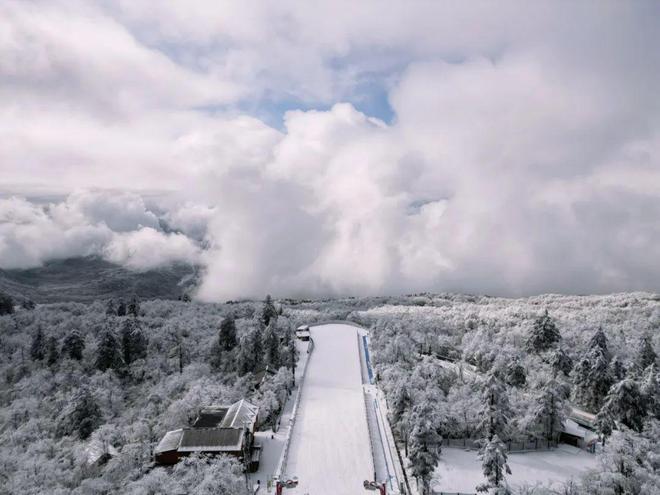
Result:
[599, 378, 647, 433]
[105, 299, 116, 316]
[641, 364, 660, 419]
[585, 427, 652, 495]
[524, 378, 569, 442]
[408, 398, 442, 495]
[261, 294, 278, 327]
[262, 321, 281, 368]
[281, 324, 298, 380]
[505, 359, 526, 388]
[573, 329, 613, 412]
[62, 329, 85, 360]
[58, 388, 102, 440]
[218, 315, 238, 351]
[477, 435, 511, 494]
[116, 298, 127, 317]
[0, 291, 14, 315]
[95, 330, 124, 372]
[478, 372, 512, 441]
[610, 356, 627, 381]
[588, 327, 611, 362]
[30, 326, 45, 361]
[636, 335, 657, 372]
[237, 323, 263, 375]
[526, 310, 561, 353]
[550, 347, 573, 376]
[45, 336, 59, 366]
[127, 295, 140, 317]
[595, 407, 615, 446]
[120, 318, 148, 365]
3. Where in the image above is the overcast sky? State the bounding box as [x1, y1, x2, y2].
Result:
[1, 1, 660, 300]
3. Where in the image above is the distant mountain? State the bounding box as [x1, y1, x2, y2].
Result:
[0, 257, 198, 303]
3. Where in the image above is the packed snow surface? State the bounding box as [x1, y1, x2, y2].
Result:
[433, 446, 598, 493]
[285, 324, 374, 494]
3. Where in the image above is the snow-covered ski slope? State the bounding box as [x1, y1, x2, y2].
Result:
[285, 324, 374, 494]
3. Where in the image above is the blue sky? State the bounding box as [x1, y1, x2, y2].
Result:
[2, 1, 660, 298]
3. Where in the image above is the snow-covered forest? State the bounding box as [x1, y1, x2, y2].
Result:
[0, 291, 658, 494]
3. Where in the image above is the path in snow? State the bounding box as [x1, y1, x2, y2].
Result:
[248, 340, 309, 491]
[285, 324, 374, 495]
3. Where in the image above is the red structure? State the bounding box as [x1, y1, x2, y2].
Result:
[363, 480, 386, 495]
[275, 477, 299, 495]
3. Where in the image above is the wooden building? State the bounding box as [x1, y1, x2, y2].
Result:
[154, 399, 261, 471]
[296, 325, 310, 341]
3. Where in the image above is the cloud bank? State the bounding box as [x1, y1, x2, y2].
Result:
[0, 192, 201, 271]
[1, 1, 660, 299]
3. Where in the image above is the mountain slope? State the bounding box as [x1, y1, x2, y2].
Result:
[0, 257, 197, 303]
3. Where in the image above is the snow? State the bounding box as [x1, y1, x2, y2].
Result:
[285, 324, 374, 495]
[563, 418, 599, 445]
[248, 340, 310, 490]
[433, 446, 598, 493]
[154, 429, 183, 454]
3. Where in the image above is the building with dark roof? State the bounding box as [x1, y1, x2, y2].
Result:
[154, 399, 261, 471]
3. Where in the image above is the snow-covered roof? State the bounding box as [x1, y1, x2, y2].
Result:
[85, 439, 120, 465]
[569, 407, 596, 429]
[177, 428, 245, 452]
[193, 406, 230, 428]
[220, 399, 259, 429]
[562, 419, 599, 445]
[297, 325, 310, 331]
[154, 429, 184, 454]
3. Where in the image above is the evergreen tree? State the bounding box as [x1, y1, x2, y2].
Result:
[0, 291, 14, 315]
[550, 347, 573, 376]
[73, 389, 102, 440]
[120, 318, 148, 365]
[263, 321, 281, 368]
[505, 359, 526, 388]
[525, 378, 568, 442]
[573, 328, 613, 412]
[261, 294, 278, 327]
[237, 324, 263, 375]
[636, 335, 657, 371]
[391, 382, 412, 426]
[408, 399, 442, 495]
[219, 315, 238, 351]
[477, 372, 512, 441]
[127, 295, 140, 317]
[526, 309, 561, 353]
[477, 435, 511, 494]
[30, 326, 45, 361]
[21, 299, 36, 311]
[641, 364, 660, 420]
[595, 407, 615, 446]
[600, 379, 647, 433]
[610, 356, 626, 381]
[281, 325, 298, 380]
[105, 299, 116, 316]
[46, 336, 60, 366]
[95, 330, 124, 372]
[116, 299, 127, 317]
[588, 326, 611, 362]
[62, 329, 85, 360]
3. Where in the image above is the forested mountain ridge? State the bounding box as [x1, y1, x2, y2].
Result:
[0, 292, 658, 494]
[0, 257, 197, 303]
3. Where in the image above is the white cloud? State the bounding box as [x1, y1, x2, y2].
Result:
[1, 1, 660, 298]
[104, 228, 201, 271]
[0, 193, 200, 271]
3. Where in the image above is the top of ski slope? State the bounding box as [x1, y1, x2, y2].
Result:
[285, 323, 374, 495]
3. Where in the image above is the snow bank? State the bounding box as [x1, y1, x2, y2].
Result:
[433, 446, 598, 493]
